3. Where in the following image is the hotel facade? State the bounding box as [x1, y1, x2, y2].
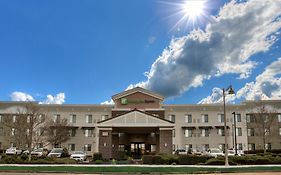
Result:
[0, 87, 281, 159]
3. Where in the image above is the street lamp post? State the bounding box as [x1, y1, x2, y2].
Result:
[222, 86, 235, 166]
[232, 112, 237, 156]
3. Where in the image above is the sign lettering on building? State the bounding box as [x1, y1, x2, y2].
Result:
[120, 98, 155, 105]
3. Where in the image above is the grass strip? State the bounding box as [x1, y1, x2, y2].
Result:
[0, 166, 280, 174]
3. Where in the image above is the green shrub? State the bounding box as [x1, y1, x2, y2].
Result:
[178, 155, 211, 165]
[152, 155, 163, 164]
[94, 159, 103, 164]
[142, 155, 153, 164]
[93, 152, 103, 161]
[205, 158, 225, 165]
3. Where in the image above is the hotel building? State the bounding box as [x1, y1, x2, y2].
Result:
[0, 87, 281, 159]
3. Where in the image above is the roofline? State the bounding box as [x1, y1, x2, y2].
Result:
[111, 87, 164, 101]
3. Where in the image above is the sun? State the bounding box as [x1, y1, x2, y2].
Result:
[182, 0, 206, 20]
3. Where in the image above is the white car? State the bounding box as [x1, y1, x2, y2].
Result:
[5, 147, 22, 155]
[31, 148, 48, 156]
[70, 151, 87, 161]
[228, 149, 244, 156]
[205, 148, 224, 158]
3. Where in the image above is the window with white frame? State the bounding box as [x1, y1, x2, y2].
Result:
[13, 115, 17, 123]
[236, 114, 241, 122]
[84, 144, 91, 151]
[172, 129, 175, 137]
[236, 127, 242, 136]
[53, 114, 60, 122]
[265, 143, 271, 150]
[201, 129, 209, 137]
[185, 129, 192, 137]
[85, 129, 93, 137]
[265, 128, 270, 136]
[217, 128, 225, 136]
[68, 144, 75, 151]
[185, 114, 192, 123]
[237, 143, 243, 150]
[218, 114, 224, 123]
[248, 143, 255, 150]
[246, 114, 254, 123]
[101, 115, 109, 121]
[11, 128, 15, 136]
[69, 129, 76, 137]
[169, 115, 175, 122]
[201, 114, 208, 123]
[248, 128, 254, 136]
[69, 114, 76, 123]
[278, 114, 281, 122]
[86, 115, 92, 123]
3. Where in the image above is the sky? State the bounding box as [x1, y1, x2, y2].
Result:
[0, 0, 281, 105]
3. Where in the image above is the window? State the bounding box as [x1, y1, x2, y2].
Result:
[278, 114, 281, 122]
[101, 115, 109, 121]
[85, 129, 93, 137]
[169, 115, 175, 122]
[185, 144, 192, 151]
[69, 114, 76, 123]
[263, 115, 269, 122]
[11, 128, 15, 136]
[185, 114, 192, 123]
[201, 129, 209, 137]
[53, 114, 60, 122]
[86, 115, 92, 123]
[201, 114, 208, 123]
[84, 144, 91, 151]
[246, 114, 254, 123]
[68, 144, 75, 151]
[151, 145, 156, 152]
[217, 128, 225, 136]
[0, 114, 2, 122]
[218, 114, 224, 123]
[265, 143, 271, 150]
[265, 128, 270, 136]
[202, 144, 209, 151]
[237, 143, 243, 150]
[13, 115, 17, 123]
[236, 127, 242, 136]
[185, 129, 192, 137]
[172, 129, 175, 137]
[248, 128, 254, 136]
[279, 128, 281, 136]
[248, 143, 255, 151]
[236, 114, 241, 122]
[69, 129, 76, 137]
[118, 145, 125, 151]
[0, 127, 3, 136]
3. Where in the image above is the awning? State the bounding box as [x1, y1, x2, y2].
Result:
[198, 126, 213, 129]
[215, 126, 230, 129]
[181, 126, 196, 129]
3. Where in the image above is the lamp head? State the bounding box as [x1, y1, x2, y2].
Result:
[228, 86, 235, 95]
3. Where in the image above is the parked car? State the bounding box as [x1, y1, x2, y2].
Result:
[205, 148, 224, 158]
[174, 149, 187, 155]
[31, 148, 48, 156]
[5, 147, 22, 155]
[70, 151, 87, 161]
[47, 148, 69, 158]
[228, 149, 244, 156]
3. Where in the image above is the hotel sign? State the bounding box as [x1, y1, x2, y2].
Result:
[120, 98, 155, 105]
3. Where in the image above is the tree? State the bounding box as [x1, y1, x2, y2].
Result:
[247, 101, 277, 153]
[43, 117, 71, 148]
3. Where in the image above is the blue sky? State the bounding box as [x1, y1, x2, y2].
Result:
[1, 0, 281, 105]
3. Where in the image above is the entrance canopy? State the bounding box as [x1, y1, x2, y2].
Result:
[97, 109, 174, 128]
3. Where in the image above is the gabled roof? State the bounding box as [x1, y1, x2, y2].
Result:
[111, 87, 164, 101]
[97, 108, 174, 128]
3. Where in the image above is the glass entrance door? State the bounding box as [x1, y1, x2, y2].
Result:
[130, 143, 145, 159]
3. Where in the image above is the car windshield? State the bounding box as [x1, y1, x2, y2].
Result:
[34, 148, 43, 152]
[73, 151, 84, 154]
[50, 148, 62, 153]
[210, 149, 221, 153]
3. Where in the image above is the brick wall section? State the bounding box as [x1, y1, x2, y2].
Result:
[99, 130, 112, 159]
[159, 130, 172, 154]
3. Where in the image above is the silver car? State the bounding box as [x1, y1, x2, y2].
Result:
[70, 151, 87, 161]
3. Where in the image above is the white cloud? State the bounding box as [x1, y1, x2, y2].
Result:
[101, 99, 114, 105]
[10, 92, 65, 104]
[40, 93, 65, 104]
[134, 0, 281, 98]
[199, 58, 281, 103]
[10, 92, 35, 102]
